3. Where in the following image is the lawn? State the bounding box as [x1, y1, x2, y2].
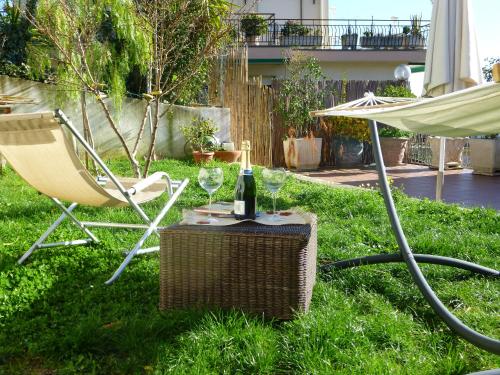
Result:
[0, 159, 499, 374]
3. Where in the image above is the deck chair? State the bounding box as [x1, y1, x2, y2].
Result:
[0, 109, 189, 284]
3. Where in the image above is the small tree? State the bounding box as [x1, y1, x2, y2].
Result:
[27, 0, 150, 176]
[276, 51, 325, 138]
[135, 0, 231, 176]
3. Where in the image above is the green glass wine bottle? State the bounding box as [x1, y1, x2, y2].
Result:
[234, 140, 256, 220]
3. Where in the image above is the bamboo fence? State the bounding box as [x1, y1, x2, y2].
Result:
[209, 46, 273, 167]
[210, 47, 408, 168]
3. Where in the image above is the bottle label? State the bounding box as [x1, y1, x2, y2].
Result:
[234, 200, 245, 215]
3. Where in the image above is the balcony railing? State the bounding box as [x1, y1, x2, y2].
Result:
[232, 18, 430, 50]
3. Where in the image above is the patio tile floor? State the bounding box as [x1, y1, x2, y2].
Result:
[296, 164, 500, 210]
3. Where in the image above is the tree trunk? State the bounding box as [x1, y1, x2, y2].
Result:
[80, 92, 97, 174]
[132, 100, 152, 158]
[143, 99, 161, 177]
[96, 97, 141, 177]
[0, 153, 5, 175]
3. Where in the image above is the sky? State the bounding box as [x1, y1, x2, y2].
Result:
[329, 0, 500, 63]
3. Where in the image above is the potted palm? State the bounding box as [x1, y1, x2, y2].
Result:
[240, 14, 267, 46]
[408, 15, 425, 49]
[181, 117, 218, 163]
[277, 52, 325, 170]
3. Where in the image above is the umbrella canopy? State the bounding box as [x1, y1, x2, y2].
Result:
[423, 0, 483, 97]
[310, 84, 500, 137]
[423, 0, 482, 200]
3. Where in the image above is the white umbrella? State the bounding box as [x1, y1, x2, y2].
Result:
[423, 0, 483, 200]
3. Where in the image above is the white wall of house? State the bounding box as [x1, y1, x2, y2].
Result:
[249, 61, 406, 83]
[232, 0, 328, 19]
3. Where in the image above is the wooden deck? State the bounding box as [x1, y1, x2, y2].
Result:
[296, 164, 500, 210]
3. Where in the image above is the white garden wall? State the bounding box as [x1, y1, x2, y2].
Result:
[0, 76, 231, 158]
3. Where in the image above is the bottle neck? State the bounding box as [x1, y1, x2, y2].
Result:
[240, 140, 252, 174]
[245, 147, 251, 171]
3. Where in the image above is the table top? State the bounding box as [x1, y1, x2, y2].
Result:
[161, 213, 315, 238]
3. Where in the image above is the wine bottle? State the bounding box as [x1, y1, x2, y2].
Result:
[234, 140, 256, 220]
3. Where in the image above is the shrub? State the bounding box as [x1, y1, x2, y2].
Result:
[181, 117, 219, 153]
[240, 14, 267, 37]
[276, 51, 324, 138]
[0, 0, 36, 78]
[376, 84, 415, 138]
[281, 21, 309, 37]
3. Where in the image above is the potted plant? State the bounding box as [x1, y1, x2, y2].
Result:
[375, 85, 416, 165]
[279, 21, 317, 46]
[401, 25, 411, 48]
[469, 61, 500, 175]
[407, 15, 425, 49]
[469, 135, 500, 175]
[240, 14, 268, 46]
[381, 25, 403, 49]
[360, 29, 377, 48]
[276, 52, 325, 170]
[181, 117, 218, 163]
[213, 142, 242, 163]
[428, 137, 466, 169]
[378, 126, 412, 166]
[341, 25, 358, 50]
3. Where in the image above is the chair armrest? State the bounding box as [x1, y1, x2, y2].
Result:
[127, 172, 171, 196]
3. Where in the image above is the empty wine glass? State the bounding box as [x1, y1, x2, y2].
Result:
[198, 167, 224, 223]
[262, 168, 287, 221]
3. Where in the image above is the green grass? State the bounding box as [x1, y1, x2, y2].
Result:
[0, 159, 499, 374]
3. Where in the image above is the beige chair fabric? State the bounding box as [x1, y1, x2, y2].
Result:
[0, 112, 166, 207]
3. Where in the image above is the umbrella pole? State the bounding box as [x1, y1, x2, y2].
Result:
[436, 137, 446, 200]
[322, 120, 500, 355]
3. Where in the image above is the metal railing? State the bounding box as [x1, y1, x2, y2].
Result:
[406, 135, 471, 169]
[231, 18, 430, 50]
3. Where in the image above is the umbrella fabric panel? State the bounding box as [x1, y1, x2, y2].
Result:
[423, 0, 483, 96]
[311, 83, 500, 137]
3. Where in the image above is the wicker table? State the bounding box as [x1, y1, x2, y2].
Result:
[159, 214, 317, 319]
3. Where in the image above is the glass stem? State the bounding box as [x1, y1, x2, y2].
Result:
[208, 193, 212, 218]
[273, 192, 277, 217]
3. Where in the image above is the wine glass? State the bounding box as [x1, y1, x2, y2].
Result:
[262, 168, 287, 221]
[198, 167, 224, 223]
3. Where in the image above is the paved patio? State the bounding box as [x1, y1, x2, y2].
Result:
[297, 164, 500, 210]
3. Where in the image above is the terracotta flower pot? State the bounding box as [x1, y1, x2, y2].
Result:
[192, 151, 214, 164]
[379, 137, 408, 166]
[214, 150, 241, 163]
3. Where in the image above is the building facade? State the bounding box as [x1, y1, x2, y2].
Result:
[232, 0, 428, 89]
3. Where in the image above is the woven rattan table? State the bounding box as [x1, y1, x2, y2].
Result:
[159, 214, 317, 319]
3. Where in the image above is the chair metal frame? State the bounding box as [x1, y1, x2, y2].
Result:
[17, 109, 189, 285]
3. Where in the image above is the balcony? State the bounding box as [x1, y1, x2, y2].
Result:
[233, 17, 430, 51]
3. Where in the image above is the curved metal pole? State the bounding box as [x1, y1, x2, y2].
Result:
[368, 119, 500, 355]
[322, 253, 499, 277]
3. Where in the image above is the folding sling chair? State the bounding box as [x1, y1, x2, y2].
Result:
[0, 109, 189, 284]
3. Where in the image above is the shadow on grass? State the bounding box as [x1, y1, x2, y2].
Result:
[0, 249, 216, 373]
